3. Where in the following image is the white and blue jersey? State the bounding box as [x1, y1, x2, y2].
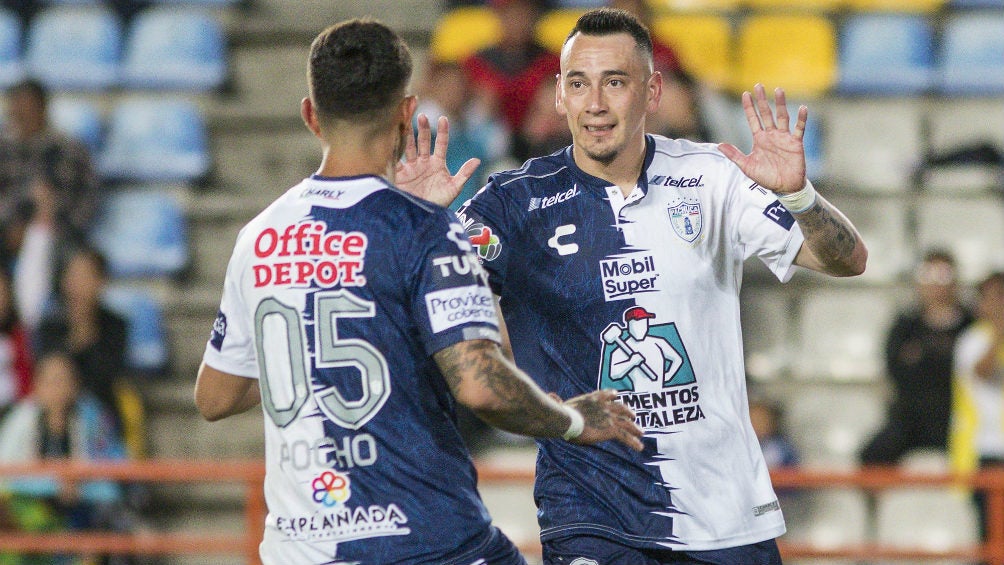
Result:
[202, 174, 514, 564]
[456, 135, 804, 550]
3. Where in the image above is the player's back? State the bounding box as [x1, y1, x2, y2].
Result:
[211, 174, 501, 564]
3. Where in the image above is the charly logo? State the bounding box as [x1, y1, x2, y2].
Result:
[668, 200, 702, 243]
[311, 470, 351, 507]
[547, 224, 579, 256]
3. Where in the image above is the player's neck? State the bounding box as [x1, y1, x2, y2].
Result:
[574, 137, 647, 197]
[315, 129, 398, 179]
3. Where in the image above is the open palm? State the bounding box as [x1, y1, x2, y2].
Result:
[718, 84, 807, 195]
[395, 114, 480, 207]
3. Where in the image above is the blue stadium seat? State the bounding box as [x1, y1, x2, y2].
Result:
[837, 13, 934, 94]
[103, 284, 169, 375]
[89, 187, 189, 278]
[49, 98, 103, 154]
[121, 8, 226, 92]
[98, 98, 210, 182]
[938, 12, 1004, 95]
[0, 8, 23, 89]
[25, 6, 122, 90]
[949, 0, 1004, 6]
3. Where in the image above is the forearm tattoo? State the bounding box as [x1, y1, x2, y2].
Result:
[435, 340, 568, 437]
[794, 198, 859, 274]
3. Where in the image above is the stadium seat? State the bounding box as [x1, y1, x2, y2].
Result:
[784, 383, 887, 465]
[535, 9, 586, 54]
[89, 187, 190, 279]
[25, 6, 122, 90]
[429, 7, 501, 64]
[651, 14, 732, 89]
[823, 98, 924, 193]
[734, 14, 836, 97]
[843, 0, 945, 10]
[875, 489, 978, 551]
[795, 286, 903, 381]
[916, 195, 1004, 283]
[103, 284, 169, 374]
[49, 97, 103, 154]
[98, 98, 210, 183]
[740, 288, 791, 380]
[0, 8, 22, 89]
[938, 12, 1004, 95]
[121, 7, 227, 92]
[783, 490, 870, 548]
[837, 13, 934, 95]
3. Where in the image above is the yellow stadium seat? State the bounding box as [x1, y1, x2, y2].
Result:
[651, 14, 733, 89]
[535, 9, 587, 54]
[649, 0, 742, 11]
[429, 7, 502, 63]
[734, 14, 836, 97]
[742, 0, 844, 10]
[843, 0, 945, 11]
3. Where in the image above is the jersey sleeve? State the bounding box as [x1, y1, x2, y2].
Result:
[729, 164, 806, 283]
[201, 229, 260, 379]
[409, 208, 501, 356]
[454, 179, 513, 294]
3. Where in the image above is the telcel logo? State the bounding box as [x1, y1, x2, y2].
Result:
[600, 251, 660, 301]
[529, 185, 581, 211]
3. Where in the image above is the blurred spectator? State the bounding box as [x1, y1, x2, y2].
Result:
[0, 350, 127, 565]
[950, 271, 1004, 545]
[0, 79, 100, 269]
[0, 267, 32, 411]
[512, 78, 570, 164]
[415, 60, 509, 209]
[861, 250, 973, 465]
[461, 0, 559, 161]
[749, 395, 799, 470]
[33, 246, 145, 459]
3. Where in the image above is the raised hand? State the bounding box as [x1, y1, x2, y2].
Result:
[718, 83, 807, 195]
[394, 113, 480, 207]
[564, 389, 644, 451]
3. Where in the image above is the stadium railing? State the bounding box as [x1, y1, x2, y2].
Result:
[1, 460, 1003, 563]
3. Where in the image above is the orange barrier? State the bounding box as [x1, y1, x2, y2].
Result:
[1, 460, 1003, 563]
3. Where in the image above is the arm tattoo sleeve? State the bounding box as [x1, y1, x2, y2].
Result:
[793, 196, 861, 276]
[435, 340, 569, 438]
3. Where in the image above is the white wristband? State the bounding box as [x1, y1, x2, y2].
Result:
[777, 178, 817, 214]
[562, 405, 585, 441]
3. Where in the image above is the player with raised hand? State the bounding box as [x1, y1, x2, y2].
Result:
[194, 18, 641, 565]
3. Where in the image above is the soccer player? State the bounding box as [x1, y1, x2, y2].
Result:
[194, 19, 643, 565]
[451, 8, 868, 565]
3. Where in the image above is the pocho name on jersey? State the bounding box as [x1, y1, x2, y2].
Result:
[252, 220, 367, 288]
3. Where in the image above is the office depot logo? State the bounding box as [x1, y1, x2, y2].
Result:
[252, 220, 367, 287]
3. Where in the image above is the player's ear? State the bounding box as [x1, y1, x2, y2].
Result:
[646, 71, 663, 114]
[398, 95, 418, 130]
[301, 97, 322, 139]
[554, 74, 567, 117]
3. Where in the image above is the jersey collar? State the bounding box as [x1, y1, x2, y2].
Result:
[562, 135, 657, 198]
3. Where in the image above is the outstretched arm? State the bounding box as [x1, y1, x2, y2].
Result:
[718, 84, 867, 277]
[435, 339, 644, 450]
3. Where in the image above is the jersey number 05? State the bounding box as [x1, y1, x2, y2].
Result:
[253, 289, 391, 430]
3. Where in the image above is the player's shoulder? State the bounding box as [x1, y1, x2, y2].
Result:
[649, 134, 730, 163]
[483, 148, 574, 196]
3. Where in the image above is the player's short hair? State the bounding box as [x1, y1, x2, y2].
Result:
[922, 248, 956, 267]
[307, 19, 412, 126]
[564, 8, 654, 66]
